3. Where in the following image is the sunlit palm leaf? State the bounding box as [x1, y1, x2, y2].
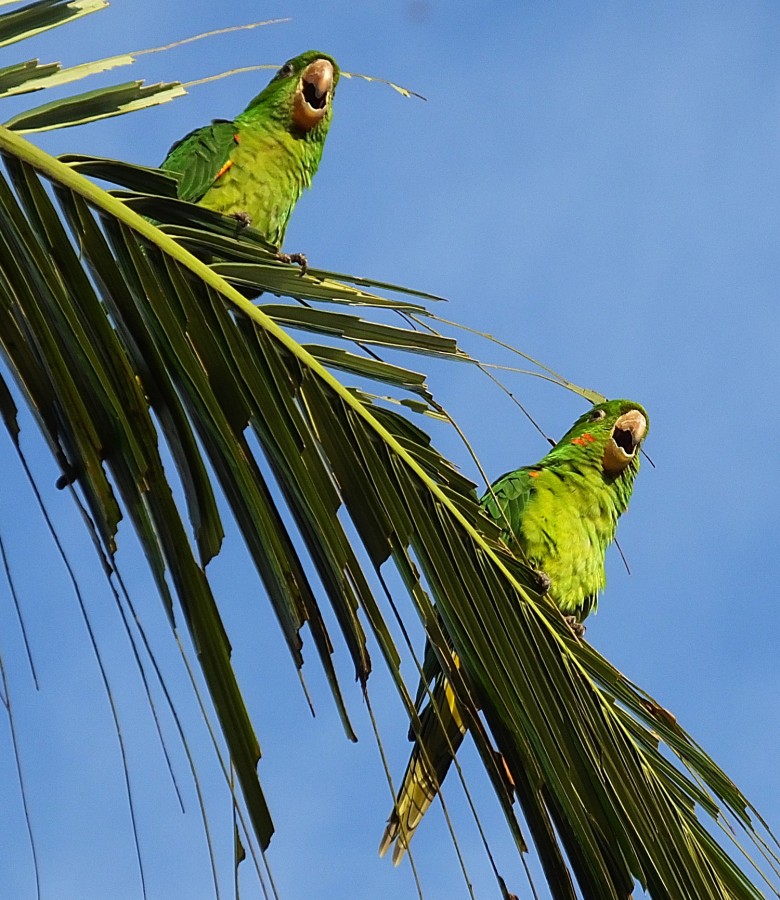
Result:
[0, 54, 138, 97]
[0, 0, 106, 50]
[0, 0, 185, 132]
[5, 80, 185, 131]
[0, 13, 287, 102]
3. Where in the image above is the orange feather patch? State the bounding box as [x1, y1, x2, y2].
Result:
[571, 432, 595, 446]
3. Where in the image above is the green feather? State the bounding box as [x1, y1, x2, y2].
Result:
[161, 50, 339, 246]
[161, 120, 238, 204]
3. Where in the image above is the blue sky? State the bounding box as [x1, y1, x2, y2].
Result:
[1, 2, 779, 898]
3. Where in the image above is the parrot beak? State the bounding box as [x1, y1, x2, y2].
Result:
[602, 409, 647, 475]
[293, 59, 335, 131]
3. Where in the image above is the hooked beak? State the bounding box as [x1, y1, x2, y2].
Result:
[293, 58, 334, 131]
[602, 409, 647, 475]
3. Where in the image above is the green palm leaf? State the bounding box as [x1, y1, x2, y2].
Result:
[0, 0, 106, 49]
[0, 4, 777, 898]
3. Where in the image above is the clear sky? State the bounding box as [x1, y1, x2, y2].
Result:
[1, 2, 779, 898]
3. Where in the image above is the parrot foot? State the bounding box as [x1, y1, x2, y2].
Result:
[564, 615, 586, 639]
[276, 250, 309, 275]
[230, 211, 253, 230]
[532, 568, 551, 594]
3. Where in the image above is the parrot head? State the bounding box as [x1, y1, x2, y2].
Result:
[247, 50, 339, 136]
[555, 399, 648, 482]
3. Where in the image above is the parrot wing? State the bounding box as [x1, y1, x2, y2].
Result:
[480, 465, 536, 540]
[161, 119, 239, 204]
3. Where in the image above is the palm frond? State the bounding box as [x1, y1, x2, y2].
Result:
[0, 121, 777, 899]
[5, 79, 186, 131]
[0, 0, 186, 133]
[0, 0, 106, 50]
[0, 3, 776, 894]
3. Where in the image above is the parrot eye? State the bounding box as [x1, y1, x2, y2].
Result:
[589, 409, 606, 421]
[277, 62, 295, 79]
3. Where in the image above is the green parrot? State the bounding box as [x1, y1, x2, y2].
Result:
[379, 398, 649, 865]
[160, 50, 339, 250]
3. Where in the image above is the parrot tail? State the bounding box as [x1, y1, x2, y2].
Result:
[379, 673, 467, 865]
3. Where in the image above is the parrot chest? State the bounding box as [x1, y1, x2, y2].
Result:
[518, 474, 618, 616]
[198, 128, 314, 246]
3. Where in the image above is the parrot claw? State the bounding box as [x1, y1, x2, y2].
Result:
[532, 568, 552, 594]
[230, 211, 253, 230]
[276, 250, 309, 275]
[564, 615, 586, 639]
